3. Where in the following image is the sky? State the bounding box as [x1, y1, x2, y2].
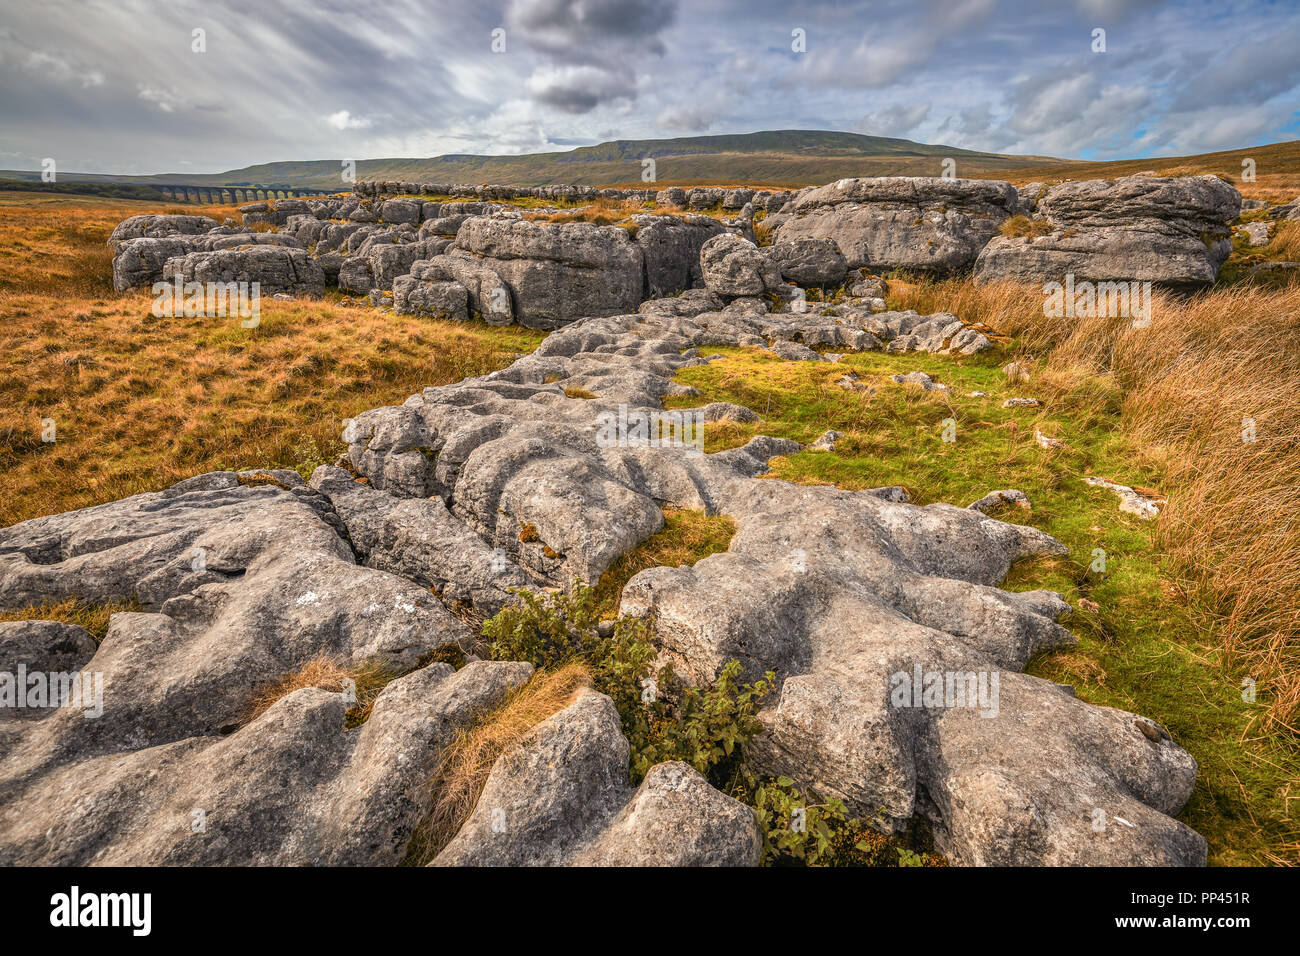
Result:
[1, 0, 1297, 175]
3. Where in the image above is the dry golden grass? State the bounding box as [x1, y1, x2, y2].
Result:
[594, 508, 737, 612]
[999, 215, 1053, 239]
[1270, 220, 1300, 260]
[0, 595, 144, 642]
[0, 192, 545, 527]
[893, 277, 1300, 727]
[407, 663, 591, 862]
[522, 196, 739, 227]
[243, 653, 399, 726]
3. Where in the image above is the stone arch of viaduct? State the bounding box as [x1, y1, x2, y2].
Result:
[157, 185, 332, 204]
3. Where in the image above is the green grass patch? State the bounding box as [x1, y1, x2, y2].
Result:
[593, 508, 736, 614]
[663, 344, 1299, 865]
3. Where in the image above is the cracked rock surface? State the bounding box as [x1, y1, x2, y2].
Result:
[333, 301, 1206, 866]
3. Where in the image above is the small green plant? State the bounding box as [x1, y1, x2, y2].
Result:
[747, 775, 939, 867]
[482, 584, 940, 866]
[750, 776, 853, 865]
[484, 582, 771, 785]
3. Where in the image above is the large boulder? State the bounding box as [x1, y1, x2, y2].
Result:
[633, 214, 726, 298]
[207, 233, 302, 251]
[773, 177, 1018, 276]
[239, 198, 313, 228]
[448, 217, 645, 329]
[112, 235, 206, 291]
[771, 236, 849, 286]
[379, 197, 423, 225]
[974, 174, 1242, 287]
[699, 233, 782, 297]
[392, 273, 470, 321]
[162, 246, 326, 296]
[401, 255, 515, 325]
[107, 214, 219, 254]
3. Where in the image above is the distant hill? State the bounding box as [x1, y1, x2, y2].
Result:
[2, 130, 1294, 200]
[0, 129, 1057, 191]
[0, 178, 168, 201]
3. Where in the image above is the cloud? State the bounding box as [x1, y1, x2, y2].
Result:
[1172, 26, 1300, 110]
[855, 103, 931, 138]
[1075, 0, 1164, 19]
[508, 0, 678, 113]
[137, 85, 181, 113]
[792, 0, 997, 89]
[0, 0, 1297, 175]
[525, 64, 637, 113]
[656, 105, 715, 132]
[326, 110, 372, 131]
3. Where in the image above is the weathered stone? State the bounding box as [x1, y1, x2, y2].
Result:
[161, 246, 326, 296]
[393, 275, 469, 321]
[1084, 476, 1164, 520]
[107, 214, 219, 254]
[433, 689, 760, 866]
[974, 175, 1241, 287]
[882, 311, 993, 355]
[0, 660, 532, 864]
[309, 465, 530, 614]
[633, 214, 725, 298]
[771, 236, 849, 286]
[700, 233, 781, 297]
[638, 288, 724, 316]
[968, 489, 1032, 514]
[775, 177, 1018, 276]
[111, 235, 206, 291]
[405, 255, 515, 324]
[0, 620, 97, 678]
[380, 197, 423, 225]
[450, 218, 645, 329]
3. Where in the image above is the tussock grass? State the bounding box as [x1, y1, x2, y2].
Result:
[999, 215, 1053, 239]
[0, 596, 144, 642]
[1003, 285, 1300, 729]
[522, 196, 736, 228]
[407, 662, 591, 863]
[243, 654, 399, 727]
[1270, 220, 1300, 261]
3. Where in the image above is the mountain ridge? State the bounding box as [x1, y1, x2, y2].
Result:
[0, 129, 1059, 190]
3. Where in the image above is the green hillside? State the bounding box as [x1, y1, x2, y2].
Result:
[0, 129, 1057, 192]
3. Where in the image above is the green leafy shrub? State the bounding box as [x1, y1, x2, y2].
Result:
[484, 582, 771, 785]
[747, 775, 941, 867]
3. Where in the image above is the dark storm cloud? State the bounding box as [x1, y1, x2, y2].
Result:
[508, 0, 678, 113]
